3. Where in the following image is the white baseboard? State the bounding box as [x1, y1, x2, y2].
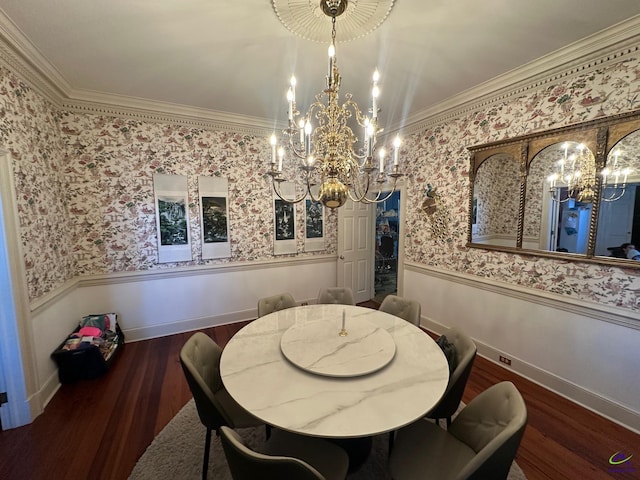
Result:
[420, 316, 640, 435]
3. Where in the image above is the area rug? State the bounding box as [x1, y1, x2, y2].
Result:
[129, 399, 527, 479]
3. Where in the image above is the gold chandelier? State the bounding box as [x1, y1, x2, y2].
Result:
[267, 0, 403, 209]
[601, 149, 632, 202]
[547, 142, 596, 203]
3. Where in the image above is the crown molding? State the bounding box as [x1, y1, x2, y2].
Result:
[0, 9, 639, 136]
[61, 93, 278, 137]
[0, 9, 69, 106]
[401, 14, 640, 135]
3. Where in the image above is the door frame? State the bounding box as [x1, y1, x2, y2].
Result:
[395, 183, 406, 296]
[0, 149, 35, 428]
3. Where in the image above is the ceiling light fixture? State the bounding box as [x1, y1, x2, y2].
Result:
[267, 0, 403, 209]
[601, 149, 632, 202]
[547, 142, 596, 203]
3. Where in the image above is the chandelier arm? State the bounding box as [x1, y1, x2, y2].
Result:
[272, 179, 311, 204]
[345, 176, 371, 203]
[359, 177, 401, 204]
[306, 175, 322, 203]
[601, 187, 626, 202]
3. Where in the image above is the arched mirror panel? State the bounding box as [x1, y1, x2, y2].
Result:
[524, 141, 596, 254]
[467, 109, 640, 268]
[472, 153, 521, 247]
[594, 127, 640, 259]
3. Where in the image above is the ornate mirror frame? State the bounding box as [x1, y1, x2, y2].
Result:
[467, 108, 640, 268]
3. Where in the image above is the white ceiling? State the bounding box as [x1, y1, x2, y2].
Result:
[0, 0, 639, 132]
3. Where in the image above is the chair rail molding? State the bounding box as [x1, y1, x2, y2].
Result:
[404, 262, 639, 330]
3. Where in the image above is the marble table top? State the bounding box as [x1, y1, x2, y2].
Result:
[279, 312, 396, 377]
[220, 304, 449, 438]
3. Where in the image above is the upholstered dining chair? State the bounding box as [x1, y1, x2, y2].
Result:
[220, 426, 349, 480]
[180, 332, 264, 480]
[316, 287, 355, 305]
[378, 294, 421, 326]
[389, 381, 527, 480]
[426, 326, 477, 428]
[257, 292, 296, 317]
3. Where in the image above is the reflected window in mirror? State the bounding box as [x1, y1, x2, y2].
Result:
[472, 153, 520, 247]
[595, 130, 640, 258]
[524, 142, 595, 254]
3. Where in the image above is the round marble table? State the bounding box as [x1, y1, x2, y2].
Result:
[220, 304, 449, 439]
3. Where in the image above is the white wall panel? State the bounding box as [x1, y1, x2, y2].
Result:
[404, 265, 640, 432]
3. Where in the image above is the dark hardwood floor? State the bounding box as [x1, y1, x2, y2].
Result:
[1, 310, 638, 480]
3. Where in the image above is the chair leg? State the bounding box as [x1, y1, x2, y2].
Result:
[445, 416, 452, 429]
[202, 428, 212, 480]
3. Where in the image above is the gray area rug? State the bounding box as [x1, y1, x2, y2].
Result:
[129, 399, 527, 479]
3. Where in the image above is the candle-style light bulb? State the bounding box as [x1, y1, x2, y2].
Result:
[289, 76, 296, 104]
[277, 147, 284, 172]
[286, 87, 293, 121]
[393, 135, 401, 166]
[270, 134, 277, 164]
[372, 85, 380, 119]
[371, 70, 380, 119]
[328, 43, 335, 86]
[378, 147, 386, 172]
[305, 120, 312, 156]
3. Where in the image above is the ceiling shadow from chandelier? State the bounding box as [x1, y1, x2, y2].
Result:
[267, 0, 404, 209]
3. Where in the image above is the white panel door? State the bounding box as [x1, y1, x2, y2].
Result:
[337, 199, 373, 303]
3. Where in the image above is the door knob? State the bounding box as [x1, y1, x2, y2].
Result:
[339, 255, 345, 260]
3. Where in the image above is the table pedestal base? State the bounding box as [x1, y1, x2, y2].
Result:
[327, 436, 373, 473]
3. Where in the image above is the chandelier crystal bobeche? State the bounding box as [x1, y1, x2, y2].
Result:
[267, 0, 403, 209]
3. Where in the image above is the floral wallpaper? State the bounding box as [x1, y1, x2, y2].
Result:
[2, 51, 640, 312]
[0, 66, 75, 301]
[403, 57, 640, 311]
[59, 116, 338, 277]
[474, 153, 520, 239]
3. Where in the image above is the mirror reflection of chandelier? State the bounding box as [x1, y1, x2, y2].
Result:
[601, 149, 632, 202]
[546, 142, 596, 203]
[267, 0, 403, 209]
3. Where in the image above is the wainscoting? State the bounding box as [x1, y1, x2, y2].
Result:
[404, 262, 640, 433]
[27, 255, 337, 418]
[21, 255, 640, 434]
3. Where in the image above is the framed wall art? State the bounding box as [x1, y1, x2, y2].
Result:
[273, 182, 296, 255]
[199, 176, 231, 259]
[304, 187, 324, 252]
[153, 174, 192, 263]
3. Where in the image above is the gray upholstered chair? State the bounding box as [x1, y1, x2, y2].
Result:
[180, 332, 264, 480]
[389, 381, 527, 480]
[316, 287, 355, 305]
[257, 292, 296, 317]
[426, 326, 477, 427]
[220, 426, 349, 480]
[378, 294, 421, 326]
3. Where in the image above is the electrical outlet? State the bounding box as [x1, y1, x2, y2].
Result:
[301, 302, 309, 306]
[499, 355, 512, 366]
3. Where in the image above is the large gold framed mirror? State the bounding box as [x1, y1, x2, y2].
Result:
[467, 109, 640, 268]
